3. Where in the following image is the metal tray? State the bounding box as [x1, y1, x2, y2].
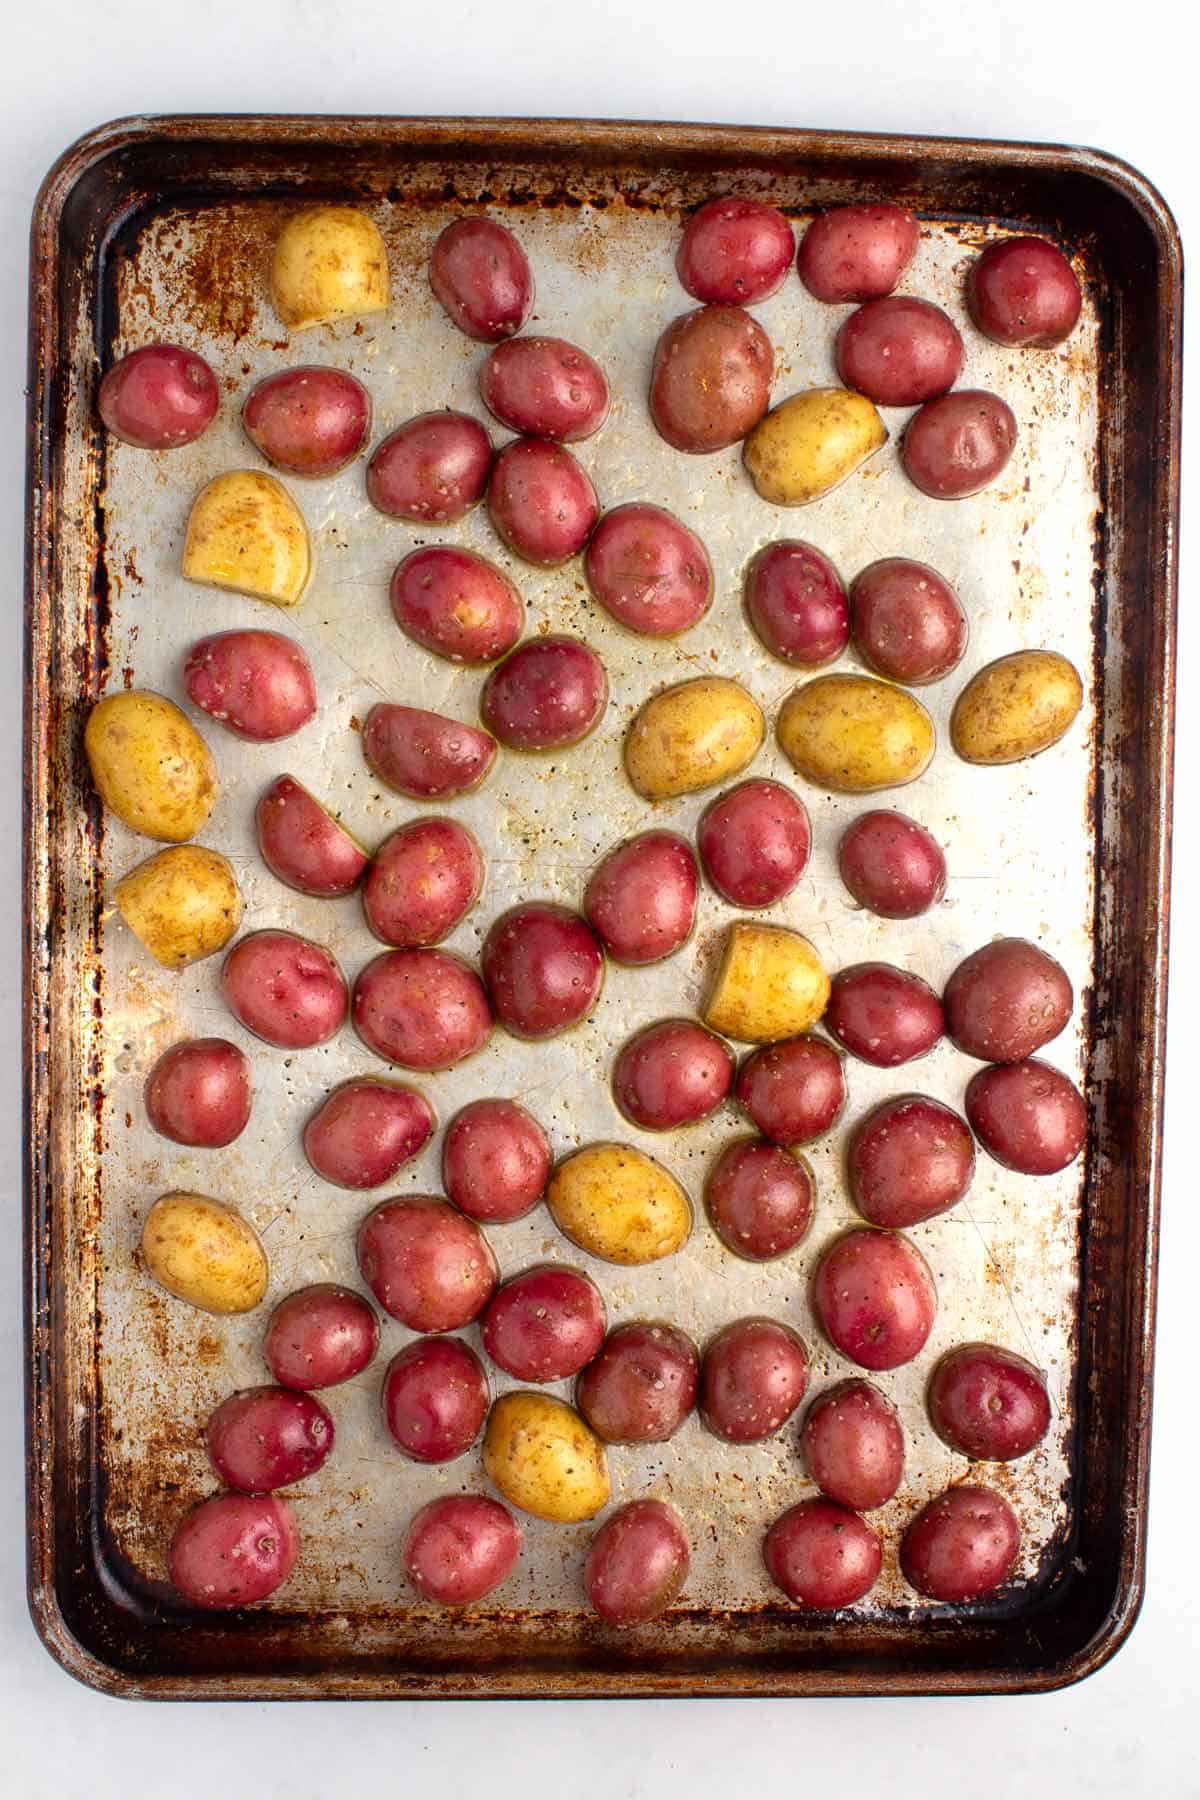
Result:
[24, 116, 1181, 1699]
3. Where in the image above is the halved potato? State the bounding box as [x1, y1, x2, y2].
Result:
[114, 844, 242, 970]
[704, 921, 830, 1042]
[182, 470, 310, 608]
[270, 206, 390, 330]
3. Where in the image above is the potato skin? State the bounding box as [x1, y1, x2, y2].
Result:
[575, 1322, 699, 1444]
[744, 388, 886, 507]
[270, 205, 389, 329]
[402, 1495, 522, 1605]
[430, 217, 533, 342]
[700, 1317, 809, 1442]
[835, 297, 963, 408]
[481, 1265, 607, 1383]
[390, 545, 523, 665]
[583, 830, 698, 966]
[967, 236, 1081, 348]
[362, 817, 483, 947]
[184, 630, 317, 743]
[704, 921, 830, 1044]
[612, 1018, 735, 1131]
[965, 1058, 1085, 1175]
[367, 411, 492, 524]
[482, 902, 604, 1040]
[837, 810, 946, 919]
[547, 1143, 692, 1266]
[114, 845, 242, 970]
[848, 558, 967, 686]
[442, 1098, 551, 1224]
[98, 344, 219, 450]
[480, 636, 608, 751]
[927, 1343, 1051, 1462]
[487, 437, 599, 567]
[242, 365, 370, 477]
[479, 336, 609, 442]
[848, 1094, 974, 1227]
[482, 1391, 610, 1523]
[353, 948, 492, 1071]
[625, 676, 764, 800]
[677, 197, 794, 306]
[734, 1035, 846, 1146]
[263, 1283, 379, 1390]
[362, 704, 496, 801]
[303, 1077, 434, 1189]
[698, 778, 811, 908]
[255, 775, 368, 898]
[705, 1138, 815, 1261]
[144, 1037, 252, 1148]
[584, 503, 712, 638]
[801, 1379, 904, 1511]
[222, 929, 348, 1049]
[813, 1228, 937, 1371]
[584, 1499, 690, 1624]
[796, 203, 918, 304]
[902, 390, 1016, 500]
[744, 540, 849, 668]
[649, 305, 773, 453]
[900, 1483, 1020, 1603]
[182, 469, 310, 608]
[382, 1337, 490, 1463]
[169, 1493, 299, 1610]
[357, 1195, 498, 1332]
[951, 650, 1083, 765]
[825, 962, 944, 1067]
[85, 690, 217, 842]
[944, 937, 1073, 1062]
[205, 1386, 334, 1492]
[763, 1499, 882, 1609]
[141, 1192, 268, 1315]
[777, 674, 935, 794]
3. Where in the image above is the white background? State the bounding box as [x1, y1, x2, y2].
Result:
[0, 3, 1194, 1795]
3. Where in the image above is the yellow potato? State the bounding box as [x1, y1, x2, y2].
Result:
[704, 921, 830, 1043]
[482, 1392, 610, 1523]
[744, 388, 886, 506]
[951, 650, 1084, 765]
[114, 845, 242, 970]
[547, 1143, 692, 1265]
[141, 1192, 268, 1315]
[182, 470, 310, 608]
[84, 690, 216, 842]
[777, 673, 935, 793]
[270, 206, 390, 330]
[624, 676, 764, 800]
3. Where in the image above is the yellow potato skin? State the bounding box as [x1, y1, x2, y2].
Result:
[744, 388, 886, 506]
[85, 691, 216, 842]
[777, 673, 935, 793]
[547, 1143, 692, 1265]
[183, 470, 311, 608]
[951, 650, 1084, 765]
[624, 676, 764, 800]
[704, 922, 830, 1043]
[270, 206, 390, 330]
[141, 1193, 268, 1315]
[114, 845, 242, 970]
[482, 1392, 610, 1523]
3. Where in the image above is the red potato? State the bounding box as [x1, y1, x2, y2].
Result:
[796, 202, 919, 304]
[927, 1343, 1051, 1462]
[366, 410, 492, 523]
[353, 947, 492, 1071]
[361, 817, 483, 947]
[168, 1493, 298, 1610]
[486, 437, 599, 566]
[700, 1317, 808, 1443]
[183, 629, 317, 743]
[482, 1265, 607, 1382]
[801, 1379, 905, 1511]
[381, 1336, 490, 1463]
[612, 1018, 735, 1131]
[837, 811, 947, 919]
[480, 336, 609, 442]
[649, 305, 774, 453]
[848, 558, 967, 685]
[900, 1483, 1020, 1602]
[442, 1098, 551, 1224]
[482, 903, 604, 1040]
[362, 703, 496, 801]
[430, 218, 533, 342]
[576, 1322, 699, 1444]
[389, 545, 523, 665]
[744, 540, 850, 668]
[357, 1195, 498, 1332]
[255, 775, 368, 898]
[698, 778, 811, 908]
[583, 831, 698, 966]
[222, 929, 347, 1050]
[98, 343, 219, 449]
[705, 1138, 815, 1261]
[144, 1037, 251, 1148]
[836, 297, 963, 407]
[902, 390, 1017, 500]
[813, 1228, 936, 1372]
[584, 504, 712, 638]
[263, 1284, 379, 1390]
[480, 635, 607, 751]
[242, 365, 370, 477]
[402, 1494, 522, 1605]
[967, 236, 1082, 348]
[944, 938, 1073, 1063]
[825, 962, 944, 1067]
[205, 1386, 334, 1493]
[677, 197, 794, 306]
[848, 1094, 975, 1228]
[734, 1036, 847, 1147]
[584, 1500, 690, 1624]
[965, 1059, 1085, 1175]
[303, 1077, 434, 1189]
[764, 1499, 883, 1608]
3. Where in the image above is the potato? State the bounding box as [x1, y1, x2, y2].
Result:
[114, 845, 242, 969]
[777, 673, 935, 793]
[703, 921, 830, 1043]
[624, 676, 763, 800]
[85, 690, 216, 842]
[951, 650, 1083, 765]
[182, 470, 310, 608]
[744, 389, 886, 506]
[141, 1191, 268, 1314]
[547, 1143, 692, 1266]
[270, 206, 390, 330]
[482, 1391, 610, 1523]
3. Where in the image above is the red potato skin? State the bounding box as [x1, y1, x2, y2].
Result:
[796, 203, 919, 304]
[303, 1077, 435, 1189]
[442, 1098, 551, 1223]
[836, 297, 963, 407]
[263, 1284, 379, 1390]
[584, 1500, 690, 1624]
[98, 344, 219, 449]
[927, 1343, 1051, 1461]
[825, 962, 945, 1067]
[362, 703, 496, 801]
[734, 1036, 847, 1147]
[481, 1265, 607, 1382]
[482, 903, 604, 1040]
[649, 305, 774, 453]
[205, 1386, 334, 1493]
[168, 1493, 299, 1610]
[965, 1059, 1086, 1175]
[900, 1483, 1021, 1602]
[402, 1494, 522, 1605]
[902, 390, 1017, 500]
[612, 1018, 735, 1131]
[813, 1229, 937, 1372]
[381, 1336, 490, 1463]
[801, 1379, 905, 1511]
[763, 1499, 883, 1609]
[389, 545, 523, 665]
[583, 831, 698, 966]
[366, 410, 492, 523]
[848, 1094, 975, 1228]
[356, 1195, 498, 1332]
[837, 810, 947, 919]
[705, 1138, 815, 1261]
[429, 218, 533, 342]
[677, 197, 794, 306]
[221, 930, 348, 1050]
[242, 365, 370, 477]
[255, 775, 368, 898]
[848, 558, 967, 685]
[584, 504, 713, 638]
[362, 817, 483, 947]
[576, 1322, 699, 1444]
[486, 437, 599, 566]
[144, 1037, 251, 1148]
[479, 336, 610, 442]
[353, 947, 492, 1071]
[480, 635, 608, 751]
[967, 236, 1082, 348]
[744, 540, 850, 668]
[183, 629, 317, 743]
[698, 778, 811, 908]
[944, 938, 1073, 1063]
[700, 1318, 808, 1443]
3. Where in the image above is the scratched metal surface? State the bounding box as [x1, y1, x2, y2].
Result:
[84, 194, 1097, 1621]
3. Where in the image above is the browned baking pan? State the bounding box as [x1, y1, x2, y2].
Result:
[25, 115, 1181, 1698]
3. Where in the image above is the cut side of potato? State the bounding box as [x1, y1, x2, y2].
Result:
[270, 206, 390, 330]
[114, 844, 243, 970]
[183, 470, 311, 608]
[704, 922, 830, 1043]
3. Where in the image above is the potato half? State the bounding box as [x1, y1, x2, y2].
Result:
[114, 844, 242, 970]
[270, 206, 390, 330]
[704, 922, 830, 1043]
[547, 1142, 692, 1265]
[951, 650, 1084, 765]
[483, 1392, 610, 1522]
[744, 388, 886, 506]
[183, 470, 310, 608]
[777, 673, 935, 793]
[85, 690, 216, 843]
[624, 676, 764, 800]
[141, 1192, 268, 1315]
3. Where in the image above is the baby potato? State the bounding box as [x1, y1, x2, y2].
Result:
[182, 470, 310, 608]
[951, 651, 1084, 765]
[704, 921, 830, 1043]
[270, 205, 390, 330]
[624, 676, 763, 800]
[482, 1391, 610, 1523]
[777, 674, 935, 793]
[85, 690, 216, 842]
[114, 845, 242, 970]
[547, 1143, 692, 1266]
[744, 388, 886, 506]
[141, 1191, 267, 1314]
